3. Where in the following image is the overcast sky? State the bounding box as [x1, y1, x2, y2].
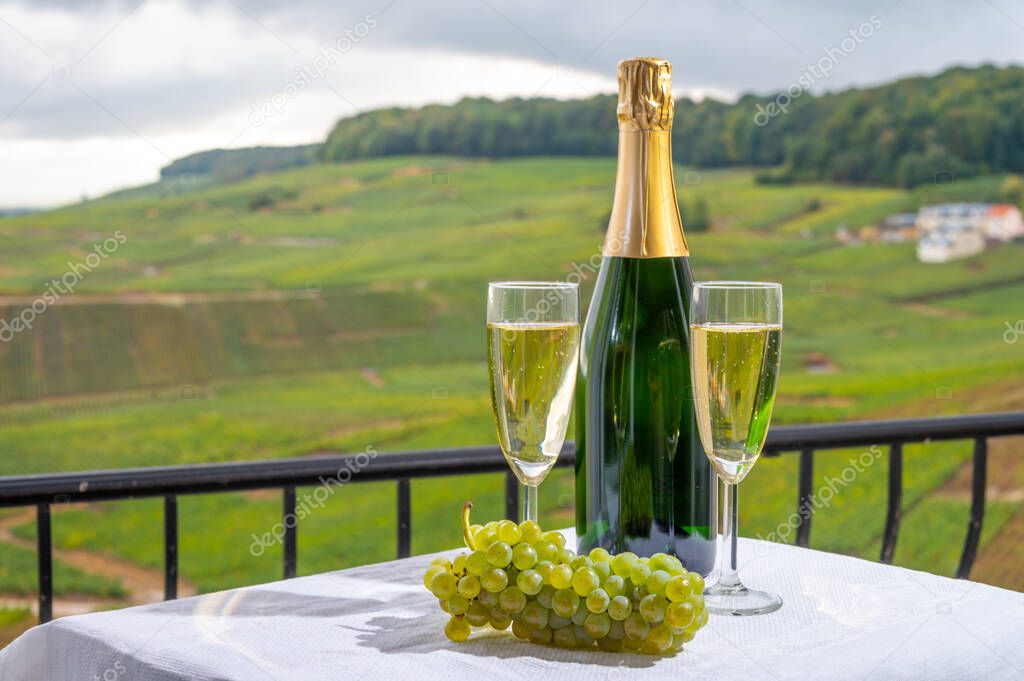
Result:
[1, 0, 1021, 207]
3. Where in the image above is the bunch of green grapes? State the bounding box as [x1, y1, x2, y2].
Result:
[422, 504, 708, 655]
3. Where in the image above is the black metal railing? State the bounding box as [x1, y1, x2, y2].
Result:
[1, 411, 1022, 623]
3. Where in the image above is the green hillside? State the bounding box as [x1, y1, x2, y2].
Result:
[0, 156, 1021, 630]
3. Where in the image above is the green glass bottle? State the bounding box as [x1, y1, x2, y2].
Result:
[575, 57, 716, 575]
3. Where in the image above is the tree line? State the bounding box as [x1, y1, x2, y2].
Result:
[319, 65, 1024, 188]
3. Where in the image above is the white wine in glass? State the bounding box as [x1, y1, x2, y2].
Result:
[690, 281, 783, 616]
[487, 283, 580, 522]
[690, 322, 781, 485]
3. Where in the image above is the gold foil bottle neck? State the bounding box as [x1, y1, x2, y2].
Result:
[617, 57, 674, 131]
[603, 56, 688, 258]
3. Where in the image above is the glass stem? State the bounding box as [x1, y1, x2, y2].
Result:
[520, 483, 538, 523]
[719, 479, 741, 589]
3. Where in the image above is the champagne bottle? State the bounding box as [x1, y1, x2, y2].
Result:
[575, 57, 716, 575]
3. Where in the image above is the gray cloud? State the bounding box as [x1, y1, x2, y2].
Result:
[1, 0, 1022, 141]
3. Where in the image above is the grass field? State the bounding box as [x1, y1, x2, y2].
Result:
[0, 156, 1021, 634]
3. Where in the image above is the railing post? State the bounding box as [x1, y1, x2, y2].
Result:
[880, 443, 903, 564]
[505, 470, 519, 522]
[956, 438, 987, 579]
[164, 495, 179, 600]
[397, 479, 411, 558]
[795, 449, 814, 548]
[37, 503, 52, 623]
[283, 486, 297, 579]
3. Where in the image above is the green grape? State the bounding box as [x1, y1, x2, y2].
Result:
[465, 550, 489, 577]
[438, 599, 450, 613]
[553, 625, 577, 648]
[529, 626, 553, 645]
[536, 585, 556, 609]
[583, 612, 611, 638]
[603, 574, 625, 598]
[423, 565, 447, 590]
[592, 561, 611, 583]
[512, 619, 531, 639]
[648, 553, 674, 572]
[646, 570, 671, 597]
[570, 555, 593, 571]
[551, 589, 580, 618]
[548, 613, 571, 630]
[665, 601, 695, 629]
[607, 595, 632, 621]
[448, 594, 469, 615]
[681, 630, 695, 643]
[480, 567, 508, 593]
[688, 572, 705, 594]
[474, 528, 497, 550]
[457, 575, 481, 599]
[445, 616, 471, 642]
[512, 543, 538, 570]
[549, 564, 574, 590]
[646, 623, 673, 653]
[639, 594, 667, 623]
[665, 575, 692, 602]
[521, 602, 549, 629]
[535, 541, 558, 563]
[542, 531, 566, 549]
[588, 547, 611, 563]
[597, 636, 622, 652]
[468, 524, 483, 540]
[623, 636, 641, 650]
[629, 563, 652, 586]
[573, 625, 594, 648]
[535, 560, 555, 582]
[478, 589, 498, 607]
[669, 633, 686, 653]
[430, 572, 458, 600]
[489, 609, 512, 631]
[572, 567, 600, 597]
[452, 554, 467, 574]
[633, 583, 649, 601]
[517, 569, 543, 596]
[557, 548, 577, 565]
[466, 601, 490, 627]
[486, 541, 513, 568]
[499, 586, 527, 614]
[483, 521, 499, 532]
[497, 520, 521, 545]
[610, 552, 638, 577]
[624, 613, 650, 641]
[430, 556, 452, 571]
[686, 609, 708, 634]
[586, 588, 609, 614]
[607, 620, 624, 640]
[518, 520, 542, 544]
[571, 606, 589, 626]
[685, 593, 705, 611]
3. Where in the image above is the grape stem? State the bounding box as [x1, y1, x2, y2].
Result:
[462, 501, 476, 550]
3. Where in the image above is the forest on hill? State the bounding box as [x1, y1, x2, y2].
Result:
[143, 64, 1024, 194]
[318, 64, 1024, 188]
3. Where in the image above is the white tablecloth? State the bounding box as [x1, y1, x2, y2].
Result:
[3, 533, 1023, 681]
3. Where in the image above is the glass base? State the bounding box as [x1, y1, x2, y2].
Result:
[705, 583, 783, 616]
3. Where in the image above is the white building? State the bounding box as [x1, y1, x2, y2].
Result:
[983, 204, 1024, 241]
[917, 228, 985, 263]
[916, 202, 1024, 241]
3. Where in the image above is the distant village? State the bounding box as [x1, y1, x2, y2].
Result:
[837, 203, 1024, 263]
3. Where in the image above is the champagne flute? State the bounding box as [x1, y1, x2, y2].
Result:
[487, 282, 580, 523]
[690, 281, 783, 616]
